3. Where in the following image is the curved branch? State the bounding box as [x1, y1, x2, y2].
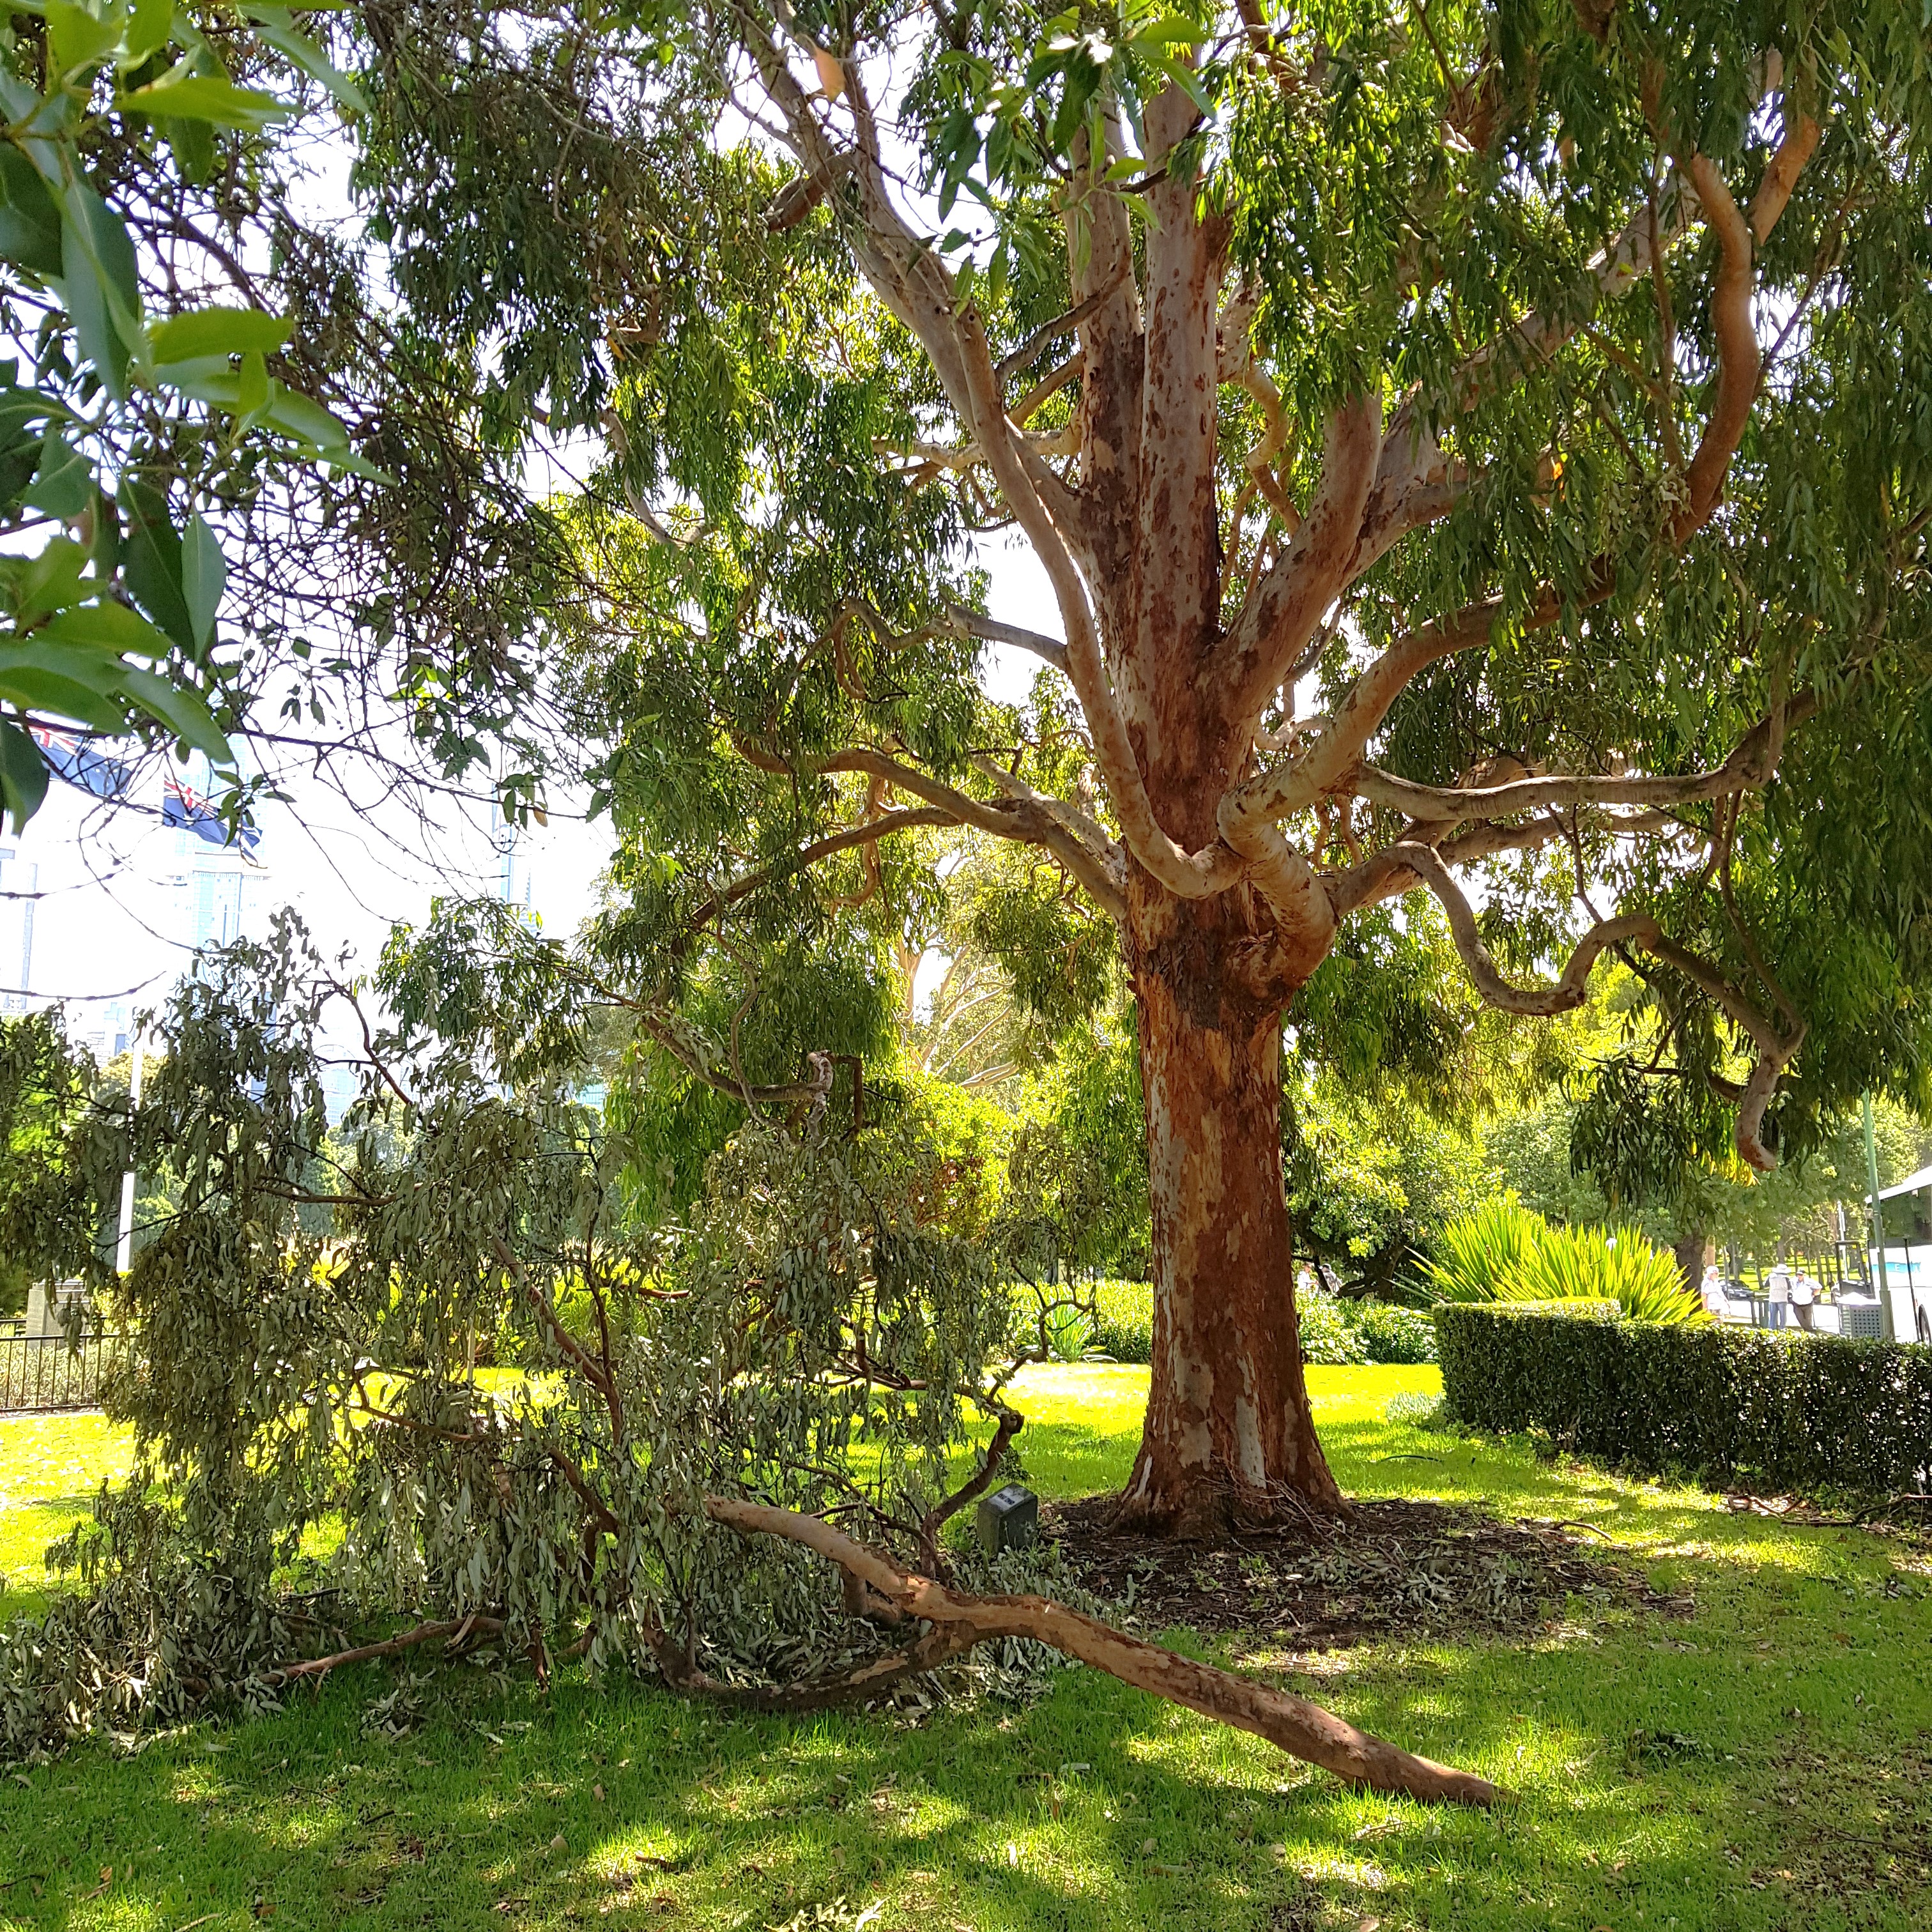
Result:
[824, 746, 1129, 924]
[1389, 842, 1659, 1016]
[1384, 843, 1803, 1170]
[1672, 153, 1758, 542]
[1353, 102, 1818, 585]
[705, 1497, 1497, 1805]
[1225, 594, 1516, 833]
[1222, 395, 1383, 733]
[1352, 693, 1816, 822]
[686, 806, 958, 931]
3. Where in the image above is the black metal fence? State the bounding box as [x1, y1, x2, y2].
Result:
[0, 1331, 129, 1411]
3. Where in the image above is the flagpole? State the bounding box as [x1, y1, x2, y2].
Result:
[114, 1032, 144, 1274]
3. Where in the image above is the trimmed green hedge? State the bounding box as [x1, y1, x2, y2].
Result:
[1436, 1302, 1932, 1492]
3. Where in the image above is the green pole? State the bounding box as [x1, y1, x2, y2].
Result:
[1864, 1092, 1891, 1338]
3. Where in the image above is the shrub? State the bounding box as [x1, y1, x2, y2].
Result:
[1351, 1300, 1439, 1364]
[1426, 1197, 1545, 1302]
[1085, 1278, 1153, 1362]
[1427, 1200, 1705, 1326]
[1435, 1303, 1932, 1492]
[1298, 1291, 1370, 1365]
[1066, 1282, 1438, 1366]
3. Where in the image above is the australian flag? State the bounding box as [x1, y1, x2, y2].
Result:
[163, 772, 262, 854]
[29, 724, 134, 801]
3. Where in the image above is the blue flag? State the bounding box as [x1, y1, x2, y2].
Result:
[29, 724, 133, 801]
[163, 772, 262, 854]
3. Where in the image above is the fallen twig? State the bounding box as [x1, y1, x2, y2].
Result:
[268, 1615, 505, 1684]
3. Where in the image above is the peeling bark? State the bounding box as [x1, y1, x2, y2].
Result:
[1119, 872, 1343, 1533]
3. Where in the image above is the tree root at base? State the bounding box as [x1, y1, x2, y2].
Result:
[704, 1496, 1498, 1807]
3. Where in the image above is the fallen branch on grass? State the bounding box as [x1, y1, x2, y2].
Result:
[704, 1496, 1499, 1806]
[268, 1614, 504, 1683]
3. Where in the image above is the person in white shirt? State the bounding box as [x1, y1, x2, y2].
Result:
[1701, 1264, 1728, 1318]
[1790, 1269, 1819, 1331]
[1765, 1262, 1792, 1328]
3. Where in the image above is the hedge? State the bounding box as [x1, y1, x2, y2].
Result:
[1436, 1302, 1932, 1493]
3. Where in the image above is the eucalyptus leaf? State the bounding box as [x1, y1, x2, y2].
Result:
[181, 510, 224, 650]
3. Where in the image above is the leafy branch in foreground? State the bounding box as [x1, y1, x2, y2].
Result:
[0, 2, 374, 827]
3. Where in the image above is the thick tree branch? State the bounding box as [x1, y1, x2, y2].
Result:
[1225, 593, 1516, 836]
[705, 1497, 1497, 1805]
[1380, 843, 1802, 1170]
[822, 744, 1130, 923]
[948, 307, 1243, 901]
[946, 602, 1069, 677]
[1222, 396, 1383, 734]
[1357, 101, 1817, 579]
[1390, 841, 1660, 1016]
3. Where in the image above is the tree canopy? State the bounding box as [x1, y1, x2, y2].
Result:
[317, 0, 1932, 1181]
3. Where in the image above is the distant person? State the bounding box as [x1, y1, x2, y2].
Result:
[1790, 1268, 1820, 1331]
[1765, 1262, 1792, 1328]
[1701, 1264, 1729, 1318]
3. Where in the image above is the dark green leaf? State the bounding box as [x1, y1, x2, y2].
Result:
[117, 475, 195, 652]
[21, 427, 91, 518]
[0, 719, 49, 832]
[181, 510, 224, 648]
[112, 661, 229, 760]
[0, 147, 63, 279]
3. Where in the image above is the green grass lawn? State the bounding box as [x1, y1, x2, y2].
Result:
[2, 1367, 1928, 1931]
[0, 1410, 134, 1625]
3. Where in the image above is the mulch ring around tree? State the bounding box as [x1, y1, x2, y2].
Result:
[1045, 1495, 1692, 1650]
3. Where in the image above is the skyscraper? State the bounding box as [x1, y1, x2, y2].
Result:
[0, 848, 35, 1012]
[164, 755, 270, 954]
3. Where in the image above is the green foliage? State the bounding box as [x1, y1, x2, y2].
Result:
[1003, 1009, 1149, 1280]
[1082, 1276, 1152, 1364]
[1427, 1200, 1706, 1324]
[0, 918, 1070, 1756]
[1296, 1291, 1369, 1367]
[1349, 1301, 1440, 1366]
[1436, 1303, 1932, 1494]
[1424, 1197, 1548, 1304]
[1072, 1278, 1435, 1367]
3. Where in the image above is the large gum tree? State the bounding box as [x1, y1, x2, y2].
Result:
[347, 1, 1932, 1533]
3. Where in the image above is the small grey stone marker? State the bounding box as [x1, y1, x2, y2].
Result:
[976, 1482, 1039, 1556]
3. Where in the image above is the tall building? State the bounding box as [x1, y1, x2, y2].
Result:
[162, 755, 270, 956]
[0, 847, 35, 1013]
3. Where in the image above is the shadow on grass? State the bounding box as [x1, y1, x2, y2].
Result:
[2, 1379, 1928, 1930]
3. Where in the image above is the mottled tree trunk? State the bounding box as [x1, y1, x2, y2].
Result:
[1116, 884, 1343, 1534]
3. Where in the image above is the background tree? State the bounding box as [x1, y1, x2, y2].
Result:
[336, 0, 1932, 1530]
